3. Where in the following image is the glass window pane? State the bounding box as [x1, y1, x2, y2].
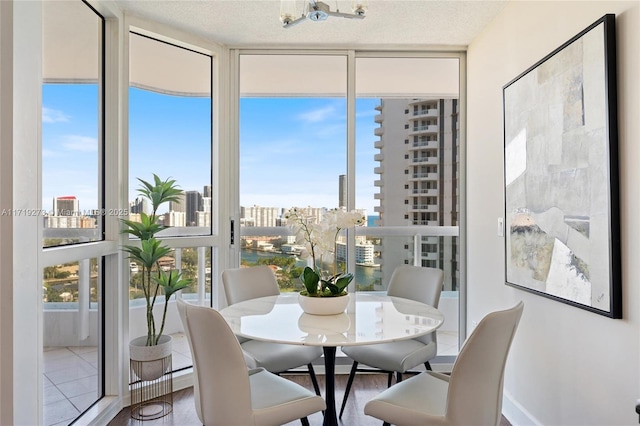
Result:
[42, 257, 102, 424]
[239, 54, 348, 290]
[42, 0, 103, 248]
[128, 246, 211, 373]
[129, 33, 212, 236]
[355, 56, 461, 354]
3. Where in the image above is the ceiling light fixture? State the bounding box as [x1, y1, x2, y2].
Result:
[280, 0, 367, 28]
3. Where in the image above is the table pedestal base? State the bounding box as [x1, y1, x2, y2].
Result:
[322, 346, 337, 426]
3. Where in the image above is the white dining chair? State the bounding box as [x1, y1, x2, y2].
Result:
[176, 297, 203, 423]
[339, 265, 444, 418]
[364, 301, 524, 426]
[177, 298, 326, 425]
[222, 265, 323, 395]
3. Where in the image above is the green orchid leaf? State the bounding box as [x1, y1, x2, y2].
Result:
[322, 273, 353, 295]
[300, 266, 320, 295]
[334, 273, 354, 292]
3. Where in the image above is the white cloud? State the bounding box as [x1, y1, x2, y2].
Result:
[297, 106, 336, 123]
[62, 135, 98, 152]
[42, 107, 70, 123]
[42, 149, 62, 158]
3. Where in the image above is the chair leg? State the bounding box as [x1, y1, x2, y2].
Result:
[307, 363, 321, 396]
[387, 371, 393, 387]
[425, 361, 432, 371]
[396, 371, 402, 383]
[300, 417, 310, 426]
[339, 361, 358, 419]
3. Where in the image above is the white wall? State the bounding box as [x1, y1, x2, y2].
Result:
[0, 2, 13, 424]
[12, 2, 43, 425]
[467, 1, 640, 424]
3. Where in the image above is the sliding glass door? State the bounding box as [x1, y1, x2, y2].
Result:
[237, 52, 463, 357]
[238, 54, 347, 293]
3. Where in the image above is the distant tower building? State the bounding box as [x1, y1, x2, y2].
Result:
[338, 174, 347, 208]
[203, 185, 212, 198]
[201, 197, 211, 213]
[185, 190, 203, 226]
[374, 98, 459, 291]
[241, 205, 280, 227]
[163, 211, 186, 227]
[288, 206, 325, 226]
[129, 197, 147, 214]
[197, 196, 212, 227]
[336, 241, 375, 264]
[53, 196, 79, 216]
[170, 193, 185, 213]
[196, 211, 210, 227]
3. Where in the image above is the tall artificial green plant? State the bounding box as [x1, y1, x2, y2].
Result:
[122, 175, 191, 346]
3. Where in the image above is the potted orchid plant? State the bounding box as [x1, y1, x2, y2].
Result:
[285, 208, 366, 303]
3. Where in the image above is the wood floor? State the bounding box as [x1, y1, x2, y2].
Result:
[108, 373, 512, 425]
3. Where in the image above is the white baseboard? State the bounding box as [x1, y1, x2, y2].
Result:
[77, 397, 122, 426]
[502, 390, 542, 426]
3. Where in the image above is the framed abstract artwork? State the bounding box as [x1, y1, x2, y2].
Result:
[503, 14, 621, 318]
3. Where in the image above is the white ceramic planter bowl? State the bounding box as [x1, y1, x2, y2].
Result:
[129, 334, 173, 381]
[298, 292, 350, 315]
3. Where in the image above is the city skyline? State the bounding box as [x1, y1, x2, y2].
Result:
[43, 85, 380, 214]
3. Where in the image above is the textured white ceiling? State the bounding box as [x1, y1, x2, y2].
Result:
[113, 0, 508, 48]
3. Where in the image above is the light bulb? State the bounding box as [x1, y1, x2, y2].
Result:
[280, 0, 298, 24]
[351, 0, 368, 16]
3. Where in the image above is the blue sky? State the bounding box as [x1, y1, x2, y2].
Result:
[43, 85, 380, 215]
[240, 97, 379, 214]
[43, 84, 100, 213]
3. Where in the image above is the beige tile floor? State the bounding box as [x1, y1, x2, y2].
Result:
[43, 330, 458, 425]
[43, 345, 99, 426]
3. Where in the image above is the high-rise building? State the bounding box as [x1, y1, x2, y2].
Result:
[185, 190, 203, 226]
[129, 197, 147, 214]
[169, 193, 185, 213]
[53, 196, 79, 216]
[163, 211, 186, 227]
[338, 174, 347, 208]
[374, 98, 459, 291]
[241, 205, 281, 227]
[203, 185, 212, 198]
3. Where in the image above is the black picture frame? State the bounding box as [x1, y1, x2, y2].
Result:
[502, 14, 621, 318]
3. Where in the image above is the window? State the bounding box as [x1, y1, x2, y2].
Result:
[41, 2, 105, 424]
[239, 54, 348, 292]
[129, 32, 212, 237]
[236, 53, 463, 357]
[128, 31, 216, 377]
[42, 1, 103, 248]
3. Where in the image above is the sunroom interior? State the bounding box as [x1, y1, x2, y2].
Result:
[1, 1, 639, 425]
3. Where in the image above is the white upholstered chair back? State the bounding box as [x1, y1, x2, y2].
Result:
[222, 265, 279, 305]
[387, 265, 444, 346]
[446, 301, 524, 425]
[179, 299, 254, 425]
[176, 298, 203, 423]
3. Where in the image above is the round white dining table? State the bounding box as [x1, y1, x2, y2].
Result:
[219, 292, 444, 426]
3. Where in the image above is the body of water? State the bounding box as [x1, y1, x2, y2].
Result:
[242, 249, 380, 290]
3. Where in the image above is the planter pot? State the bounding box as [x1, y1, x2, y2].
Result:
[129, 334, 173, 381]
[298, 292, 350, 315]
